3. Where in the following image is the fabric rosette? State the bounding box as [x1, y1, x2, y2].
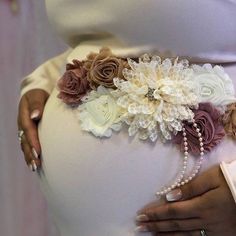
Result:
[83, 47, 129, 89]
[173, 103, 225, 155]
[192, 64, 236, 112]
[57, 60, 90, 106]
[77, 86, 123, 137]
[222, 103, 236, 139]
[111, 55, 199, 141]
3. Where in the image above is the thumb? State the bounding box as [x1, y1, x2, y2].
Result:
[166, 166, 220, 202]
[25, 89, 49, 121]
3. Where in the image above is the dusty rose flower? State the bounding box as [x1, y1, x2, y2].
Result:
[83, 47, 129, 89]
[57, 60, 90, 106]
[222, 103, 236, 139]
[173, 103, 225, 155]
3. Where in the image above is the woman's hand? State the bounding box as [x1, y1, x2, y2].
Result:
[17, 89, 49, 171]
[136, 165, 236, 235]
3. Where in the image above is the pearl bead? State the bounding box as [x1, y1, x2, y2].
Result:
[200, 152, 204, 156]
[200, 147, 204, 151]
[199, 137, 203, 142]
[196, 128, 200, 132]
[198, 133, 202, 137]
[193, 123, 197, 127]
[184, 137, 187, 141]
[183, 132, 186, 137]
[184, 141, 188, 146]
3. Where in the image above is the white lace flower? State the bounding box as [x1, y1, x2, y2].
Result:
[111, 55, 199, 142]
[77, 86, 122, 137]
[192, 64, 236, 112]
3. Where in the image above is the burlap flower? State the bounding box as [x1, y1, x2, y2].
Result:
[173, 103, 225, 155]
[222, 103, 236, 139]
[57, 60, 90, 106]
[83, 47, 129, 89]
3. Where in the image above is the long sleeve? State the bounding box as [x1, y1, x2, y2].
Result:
[20, 49, 71, 98]
[220, 161, 236, 203]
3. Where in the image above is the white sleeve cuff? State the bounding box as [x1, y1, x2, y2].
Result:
[20, 49, 72, 98]
[220, 161, 236, 203]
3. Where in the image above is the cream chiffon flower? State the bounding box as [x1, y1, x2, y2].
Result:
[192, 64, 236, 112]
[111, 55, 199, 141]
[77, 86, 122, 137]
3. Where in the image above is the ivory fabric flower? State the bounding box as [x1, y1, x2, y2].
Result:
[57, 60, 90, 106]
[192, 64, 236, 111]
[77, 86, 123, 137]
[83, 47, 129, 89]
[173, 103, 225, 155]
[222, 103, 236, 139]
[111, 55, 199, 141]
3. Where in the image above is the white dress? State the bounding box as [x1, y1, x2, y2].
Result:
[21, 1, 236, 236]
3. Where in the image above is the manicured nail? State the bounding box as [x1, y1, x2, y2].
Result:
[32, 148, 39, 159]
[30, 109, 40, 120]
[136, 214, 149, 222]
[166, 189, 182, 202]
[31, 160, 37, 171]
[135, 225, 148, 232]
[28, 164, 33, 171]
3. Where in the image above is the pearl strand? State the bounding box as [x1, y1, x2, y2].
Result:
[156, 126, 189, 196]
[181, 119, 204, 185]
[156, 119, 204, 196]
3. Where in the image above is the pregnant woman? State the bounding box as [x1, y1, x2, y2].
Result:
[17, 0, 236, 235]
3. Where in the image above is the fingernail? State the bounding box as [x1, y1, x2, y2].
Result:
[135, 225, 148, 232]
[28, 164, 33, 171]
[136, 214, 149, 222]
[166, 188, 182, 202]
[31, 160, 37, 171]
[32, 148, 39, 159]
[30, 109, 40, 120]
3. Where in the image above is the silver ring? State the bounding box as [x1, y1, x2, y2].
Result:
[17, 130, 24, 143]
[200, 229, 207, 236]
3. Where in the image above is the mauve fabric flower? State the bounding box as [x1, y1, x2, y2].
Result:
[83, 47, 129, 89]
[222, 103, 236, 139]
[57, 60, 90, 106]
[173, 103, 225, 155]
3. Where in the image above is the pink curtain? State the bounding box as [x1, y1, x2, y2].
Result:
[0, 0, 66, 235]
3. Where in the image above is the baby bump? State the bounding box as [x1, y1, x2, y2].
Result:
[37, 87, 236, 236]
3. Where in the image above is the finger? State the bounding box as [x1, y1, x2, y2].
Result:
[18, 96, 41, 158]
[151, 230, 204, 236]
[136, 218, 203, 232]
[26, 89, 49, 121]
[20, 135, 40, 171]
[166, 166, 221, 202]
[137, 198, 202, 221]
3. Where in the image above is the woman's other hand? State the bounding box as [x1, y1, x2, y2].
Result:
[136, 165, 236, 235]
[17, 89, 49, 171]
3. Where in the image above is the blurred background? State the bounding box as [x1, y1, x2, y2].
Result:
[0, 0, 66, 235]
